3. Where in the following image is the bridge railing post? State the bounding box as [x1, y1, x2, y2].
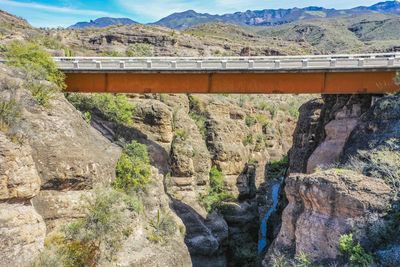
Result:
[388, 57, 395, 66]
[146, 60, 152, 69]
[248, 60, 254, 69]
[221, 60, 227, 69]
[196, 61, 202, 69]
[302, 59, 308, 68]
[330, 59, 337, 67]
[95, 61, 102, 69]
[274, 60, 281, 69]
[358, 58, 365, 67]
[73, 60, 79, 69]
[119, 61, 125, 69]
[171, 61, 177, 69]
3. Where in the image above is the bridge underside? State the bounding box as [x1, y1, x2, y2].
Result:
[64, 71, 399, 94]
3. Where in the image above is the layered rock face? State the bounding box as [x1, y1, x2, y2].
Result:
[0, 69, 192, 266]
[0, 132, 46, 267]
[289, 94, 373, 173]
[267, 170, 391, 263]
[271, 93, 400, 265]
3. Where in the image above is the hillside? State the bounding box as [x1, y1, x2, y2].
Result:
[255, 13, 400, 53]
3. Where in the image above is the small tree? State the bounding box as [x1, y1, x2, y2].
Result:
[114, 141, 151, 193]
[339, 234, 374, 267]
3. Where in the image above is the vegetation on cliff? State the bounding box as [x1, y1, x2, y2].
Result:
[113, 141, 152, 193]
[32, 188, 141, 267]
[4, 41, 65, 89]
[3, 41, 64, 106]
[200, 166, 234, 212]
[66, 93, 135, 125]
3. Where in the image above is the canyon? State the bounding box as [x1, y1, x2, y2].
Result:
[0, 7, 399, 267]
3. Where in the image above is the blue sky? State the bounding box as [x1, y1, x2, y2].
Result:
[0, 0, 386, 27]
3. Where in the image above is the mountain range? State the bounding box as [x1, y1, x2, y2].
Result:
[69, 1, 400, 29]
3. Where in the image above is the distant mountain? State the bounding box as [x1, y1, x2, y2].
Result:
[68, 17, 138, 29]
[67, 1, 400, 30]
[153, 1, 400, 29]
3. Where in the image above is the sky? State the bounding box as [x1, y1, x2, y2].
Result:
[0, 0, 388, 28]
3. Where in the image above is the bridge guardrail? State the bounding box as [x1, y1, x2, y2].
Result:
[53, 53, 400, 71]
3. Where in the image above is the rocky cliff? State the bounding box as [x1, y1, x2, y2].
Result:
[267, 93, 400, 266]
[0, 66, 192, 267]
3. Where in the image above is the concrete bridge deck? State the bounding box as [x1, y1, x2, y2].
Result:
[54, 53, 400, 93]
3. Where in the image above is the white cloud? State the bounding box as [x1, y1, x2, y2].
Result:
[0, 0, 124, 17]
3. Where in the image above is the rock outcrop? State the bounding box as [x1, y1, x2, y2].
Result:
[0, 132, 46, 267]
[289, 95, 373, 174]
[267, 170, 392, 264]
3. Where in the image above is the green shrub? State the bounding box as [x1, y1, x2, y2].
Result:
[146, 209, 177, 243]
[5, 41, 65, 89]
[174, 128, 188, 140]
[83, 111, 91, 124]
[188, 95, 208, 139]
[245, 115, 257, 127]
[209, 166, 224, 191]
[255, 113, 269, 126]
[66, 93, 135, 126]
[126, 43, 154, 57]
[201, 166, 234, 212]
[27, 81, 59, 107]
[103, 50, 124, 57]
[258, 102, 278, 118]
[339, 234, 374, 267]
[243, 134, 254, 146]
[294, 252, 312, 267]
[267, 156, 289, 179]
[113, 141, 151, 193]
[189, 112, 207, 139]
[0, 98, 21, 131]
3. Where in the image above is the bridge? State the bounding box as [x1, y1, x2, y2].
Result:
[56, 53, 400, 94]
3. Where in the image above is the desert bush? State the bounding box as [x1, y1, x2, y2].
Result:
[126, 43, 154, 57]
[245, 115, 257, 127]
[243, 133, 254, 146]
[189, 112, 207, 139]
[269, 251, 319, 267]
[188, 94, 208, 138]
[146, 209, 177, 243]
[201, 166, 234, 212]
[33, 187, 140, 267]
[0, 98, 21, 131]
[114, 141, 151, 193]
[339, 234, 374, 267]
[174, 128, 188, 141]
[5, 41, 65, 89]
[267, 156, 289, 180]
[345, 149, 400, 189]
[66, 93, 135, 126]
[27, 81, 59, 107]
